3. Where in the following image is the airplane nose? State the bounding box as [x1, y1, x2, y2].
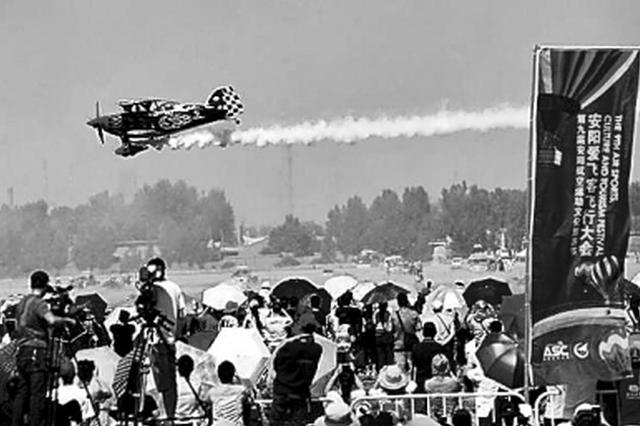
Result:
[86, 117, 100, 128]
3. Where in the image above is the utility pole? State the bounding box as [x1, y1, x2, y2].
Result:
[286, 144, 294, 216]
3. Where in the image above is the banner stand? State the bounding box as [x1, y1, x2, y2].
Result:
[524, 44, 542, 404]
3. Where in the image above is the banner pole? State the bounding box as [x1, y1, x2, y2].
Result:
[524, 45, 542, 404]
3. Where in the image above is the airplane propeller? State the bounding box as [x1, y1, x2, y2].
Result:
[94, 101, 105, 144]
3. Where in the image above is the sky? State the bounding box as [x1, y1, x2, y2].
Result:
[1, 1, 640, 226]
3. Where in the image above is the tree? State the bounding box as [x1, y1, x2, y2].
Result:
[267, 215, 320, 257]
[365, 189, 405, 255]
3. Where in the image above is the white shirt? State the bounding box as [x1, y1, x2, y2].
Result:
[154, 279, 186, 339]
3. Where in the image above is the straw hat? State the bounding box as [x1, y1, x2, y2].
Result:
[378, 365, 409, 391]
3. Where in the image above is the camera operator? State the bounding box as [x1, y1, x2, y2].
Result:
[142, 257, 186, 422]
[12, 270, 76, 426]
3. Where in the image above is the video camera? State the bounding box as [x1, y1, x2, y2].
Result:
[134, 264, 161, 323]
[572, 405, 602, 426]
[46, 285, 76, 317]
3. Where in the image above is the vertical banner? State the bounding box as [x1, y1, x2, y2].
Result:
[530, 47, 640, 385]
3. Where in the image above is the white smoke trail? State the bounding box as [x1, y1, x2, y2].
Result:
[167, 104, 529, 150]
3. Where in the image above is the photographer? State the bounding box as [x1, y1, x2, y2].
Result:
[11, 270, 75, 426]
[141, 257, 186, 422]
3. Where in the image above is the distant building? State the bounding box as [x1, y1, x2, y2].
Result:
[113, 240, 161, 262]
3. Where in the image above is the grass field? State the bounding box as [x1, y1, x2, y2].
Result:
[2, 259, 640, 308]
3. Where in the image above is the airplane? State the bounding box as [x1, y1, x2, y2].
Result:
[86, 86, 244, 157]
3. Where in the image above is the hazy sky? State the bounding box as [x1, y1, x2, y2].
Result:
[1, 1, 640, 225]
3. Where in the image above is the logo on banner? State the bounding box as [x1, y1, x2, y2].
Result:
[543, 341, 570, 361]
[626, 384, 640, 400]
[573, 342, 590, 360]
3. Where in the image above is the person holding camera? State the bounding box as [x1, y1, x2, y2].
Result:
[11, 270, 76, 426]
[144, 257, 186, 423]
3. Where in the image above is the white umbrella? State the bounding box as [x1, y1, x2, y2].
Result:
[76, 346, 121, 387]
[351, 281, 377, 302]
[425, 286, 466, 312]
[208, 327, 270, 385]
[323, 276, 358, 299]
[202, 283, 247, 311]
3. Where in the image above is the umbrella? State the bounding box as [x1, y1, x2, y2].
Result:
[299, 288, 333, 317]
[271, 277, 319, 303]
[324, 276, 358, 300]
[352, 281, 376, 302]
[464, 277, 512, 307]
[361, 282, 410, 305]
[269, 333, 338, 398]
[187, 330, 218, 351]
[76, 345, 121, 386]
[75, 292, 108, 320]
[499, 294, 525, 339]
[425, 286, 466, 314]
[176, 341, 217, 386]
[208, 327, 270, 385]
[202, 283, 247, 311]
[475, 332, 525, 388]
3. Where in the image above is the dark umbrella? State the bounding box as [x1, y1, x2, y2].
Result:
[187, 330, 218, 351]
[272, 278, 319, 303]
[499, 294, 525, 340]
[299, 288, 332, 316]
[75, 293, 108, 320]
[475, 332, 525, 388]
[361, 282, 410, 305]
[464, 278, 512, 307]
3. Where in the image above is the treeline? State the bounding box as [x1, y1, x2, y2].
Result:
[0, 180, 235, 276]
[264, 182, 528, 261]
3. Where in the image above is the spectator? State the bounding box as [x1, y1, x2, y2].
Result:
[270, 322, 322, 426]
[423, 354, 460, 421]
[263, 300, 293, 351]
[412, 322, 447, 393]
[56, 361, 94, 424]
[424, 354, 460, 393]
[76, 359, 113, 425]
[374, 302, 394, 370]
[371, 364, 417, 396]
[334, 292, 362, 342]
[452, 408, 473, 426]
[325, 364, 366, 404]
[198, 307, 219, 332]
[360, 304, 378, 371]
[392, 293, 421, 371]
[207, 361, 248, 426]
[313, 391, 358, 426]
[110, 310, 136, 357]
[219, 312, 240, 329]
[309, 294, 326, 335]
[243, 299, 265, 332]
[116, 393, 160, 425]
[488, 320, 503, 334]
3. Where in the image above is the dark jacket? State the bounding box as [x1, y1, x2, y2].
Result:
[411, 339, 447, 390]
[273, 334, 322, 398]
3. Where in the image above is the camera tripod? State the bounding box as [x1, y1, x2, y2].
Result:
[118, 312, 176, 426]
[44, 326, 102, 426]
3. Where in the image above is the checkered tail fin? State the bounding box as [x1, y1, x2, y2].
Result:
[206, 85, 244, 124]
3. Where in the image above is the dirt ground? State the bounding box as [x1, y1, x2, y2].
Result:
[1, 259, 640, 308]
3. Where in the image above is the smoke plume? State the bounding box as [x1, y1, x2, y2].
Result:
[167, 104, 529, 150]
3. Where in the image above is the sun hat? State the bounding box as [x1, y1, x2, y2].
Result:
[378, 365, 409, 391]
